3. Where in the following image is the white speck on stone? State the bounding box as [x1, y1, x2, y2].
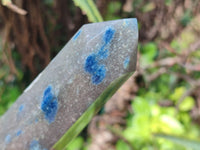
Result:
[67, 76, 75, 85]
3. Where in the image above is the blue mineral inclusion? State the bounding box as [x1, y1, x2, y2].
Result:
[29, 140, 39, 150]
[19, 104, 24, 112]
[123, 57, 130, 69]
[103, 28, 115, 44]
[84, 27, 115, 85]
[16, 130, 22, 136]
[41, 86, 58, 123]
[35, 118, 39, 123]
[85, 54, 98, 73]
[29, 140, 47, 150]
[5, 134, 11, 144]
[73, 30, 81, 40]
[91, 65, 106, 84]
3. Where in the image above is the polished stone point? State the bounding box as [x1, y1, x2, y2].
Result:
[0, 18, 138, 150]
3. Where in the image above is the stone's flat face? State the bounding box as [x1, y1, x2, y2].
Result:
[84, 27, 116, 85]
[0, 18, 138, 150]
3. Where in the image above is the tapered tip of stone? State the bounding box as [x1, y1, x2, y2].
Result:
[71, 18, 138, 85]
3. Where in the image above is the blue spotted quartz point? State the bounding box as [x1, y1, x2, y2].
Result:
[0, 18, 138, 150]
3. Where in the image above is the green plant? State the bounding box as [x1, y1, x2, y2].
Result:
[73, 0, 103, 22]
[0, 46, 23, 115]
[121, 95, 200, 150]
[155, 134, 200, 150]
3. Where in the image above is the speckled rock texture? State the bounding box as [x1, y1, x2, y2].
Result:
[0, 18, 138, 150]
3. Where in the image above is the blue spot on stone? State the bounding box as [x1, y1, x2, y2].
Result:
[16, 130, 22, 136]
[103, 27, 115, 44]
[29, 140, 47, 150]
[84, 54, 98, 73]
[85, 54, 106, 84]
[43, 86, 52, 96]
[19, 104, 24, 112]
[35, 118, 39, 123]
[123, 57, 130, 69]
[5, 134, 11, 144]
[73, 30, 81, 40]
[41, 86, 58, 123]
[29, 140, 40, 150]
[91, 65, 106, 84]
[84, 27, 115, 85]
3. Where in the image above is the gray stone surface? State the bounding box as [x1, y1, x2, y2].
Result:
[0, 18, 138, 150]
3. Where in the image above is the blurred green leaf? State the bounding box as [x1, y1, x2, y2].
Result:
[132, 97, 151, 115]
[105, 1, 121, 21]
[155, 134, 200, 150]
[116, 140, 131, 150]
[179, 96, 195, 111]
[141, 2, 155, 13]
[73, 0, 103, 22]
[66, 136, 84, 150]
[170, 87, 185, 102]
[159, 115, 184, 134]
[141, 42, 157, 58]
[2, 86, 20, 102]
[165, 0, 173, 6]
[180, 11, 192, 27]
[140, 42, 157, 66]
